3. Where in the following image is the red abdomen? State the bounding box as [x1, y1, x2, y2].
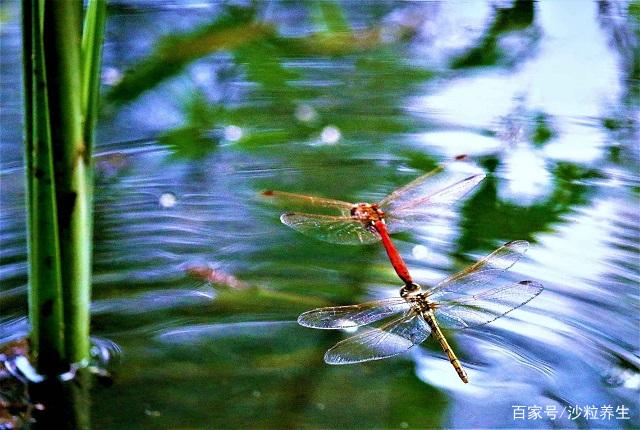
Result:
[374, 220, 413, 284]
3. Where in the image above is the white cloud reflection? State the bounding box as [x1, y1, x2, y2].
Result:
[498, 143, 552, 204]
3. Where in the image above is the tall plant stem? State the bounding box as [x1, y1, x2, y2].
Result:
[81, 0, 107, 271]
[22, 0, 106, 373]
[42, 0, 91, 366]
[22, 0, 66, 374]
[81, 0, 107, 151]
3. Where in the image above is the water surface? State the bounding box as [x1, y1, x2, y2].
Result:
[1, 1, 638, 429]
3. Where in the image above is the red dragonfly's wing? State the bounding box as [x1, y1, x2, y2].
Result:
[280, 213, 381, 245]
[262, 190, 353, 216]
[297, 297, 411, 329]
[425, 241, 543, 328]
[434, 281, 544, 329]
[324, 310, 432, 365]
[378, 166, 485, 233]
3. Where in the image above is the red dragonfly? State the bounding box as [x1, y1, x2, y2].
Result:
[297, 241, 543, 383]
[263, 165, 485, 285]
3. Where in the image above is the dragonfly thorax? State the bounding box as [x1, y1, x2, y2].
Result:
[350, 203, 385, 223]
[406, 293, 437, 312]
[400, 284, 437, 312]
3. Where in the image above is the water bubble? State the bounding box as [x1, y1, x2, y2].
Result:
[224, 125, 243, 142]
[192, 63, 212, 84]
[320, 125, 341, 144]
[295, 104, 318, 123]
[316, 403, 326, 411]
[144, 407, 161, 417]
[101, 67, 123, 86]
[252, 390, 262, 398]
[159, 192, 177, 208]
[412, 245, 429, 260]
[90, 336, 122, 366]
[400, 422, 409, 428]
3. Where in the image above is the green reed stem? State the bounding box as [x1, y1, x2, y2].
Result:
[22, 0, 106, 373]
[22, 0, 67, 374]
[81, 0, 106, 152]
[42, 0, 91, 366]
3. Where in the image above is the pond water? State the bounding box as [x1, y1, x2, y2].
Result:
[1, 1, 639, 429]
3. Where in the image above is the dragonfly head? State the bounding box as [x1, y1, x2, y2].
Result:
[350, 203, 386, 225]
[371, 203, 385, 218]
[400, 282, 421, 298]
[350, 203, 383, 223]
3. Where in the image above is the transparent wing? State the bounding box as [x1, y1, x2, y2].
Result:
[297, 297, 411, 329]
[262, 190, 353, 216]
[380, 167, 485, 232]
[385, 173, 486, 233]
[379, 165, 446, 209]
[280, 213, 381, 245]
[435, 281, 544, 329]
[427, 240, 530, 301]
[324, 311, 432, 365]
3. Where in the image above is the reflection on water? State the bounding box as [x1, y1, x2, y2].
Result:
[1, 1, 638, 429]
